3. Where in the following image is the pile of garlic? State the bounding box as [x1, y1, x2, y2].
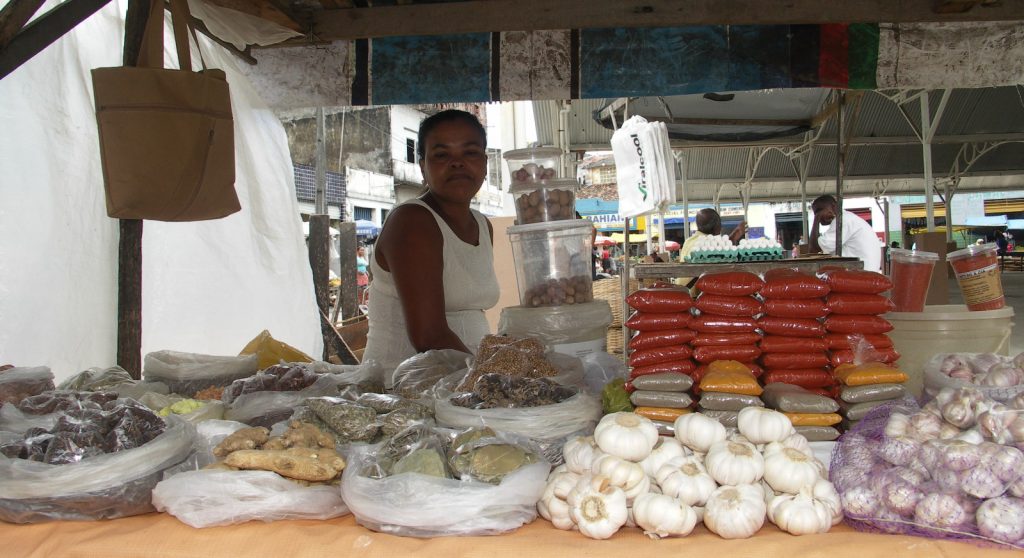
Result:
[538, 407, 842, 539]
[833, 386, 1024, 546]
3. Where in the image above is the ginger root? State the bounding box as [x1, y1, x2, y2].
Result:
[223, 447, 346, 482]
[213, 426, 270, 458]
[263, 420, 334, 451]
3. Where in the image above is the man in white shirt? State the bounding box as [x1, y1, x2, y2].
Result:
[808, 195, 882, 272]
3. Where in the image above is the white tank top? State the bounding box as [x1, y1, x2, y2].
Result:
[363, 199, 501, 371]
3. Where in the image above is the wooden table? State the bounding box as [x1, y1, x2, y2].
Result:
[2, 511, 1015, 558]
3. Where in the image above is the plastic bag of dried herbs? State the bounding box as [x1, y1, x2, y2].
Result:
[341, 424, 549, 537]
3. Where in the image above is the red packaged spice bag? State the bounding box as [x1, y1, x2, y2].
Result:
[764, 298, 828, 319]
[830, 348, 901, 366]
[824, 333, 894, 350]
[630, 359, 697, 378]
[628, 329, 697, 351]
[695, 272, 765, 297]
[695, 294, 764, 317]
[760, 269, 830, 299]
[825, 293, 896, 315]
[757, 316, 826, 337]
[692, 332, 762, 347]
[630, 345, 694, 368]
[693, 344, 762, 364]
[691, 315, 759, 333]
[760, 352, 830, 369]
[762, 368, 836, 389]
[821, 270, 893, 294]
[824, 315, 894, 334]
[626, 288, 694, 313]
[625, 312, 691, 332]
[759, 335, 828, 353]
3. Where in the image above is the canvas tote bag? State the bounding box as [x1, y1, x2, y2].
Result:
[92, 0, 239, 221]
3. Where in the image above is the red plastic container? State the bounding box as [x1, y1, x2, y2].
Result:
[889, 248, 938, 312]
[947, 243, 1005, 311]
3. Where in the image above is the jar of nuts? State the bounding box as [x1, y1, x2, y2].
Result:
[511, 178, 578, 225]
[507, 219, 595, 309]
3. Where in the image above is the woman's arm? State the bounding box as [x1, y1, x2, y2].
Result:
[374, 204, 471, 353]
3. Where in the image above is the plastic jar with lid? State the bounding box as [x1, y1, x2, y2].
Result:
[889, 248, 939, 312]
[947, 243, 1005, 311]
[511, 178, 577, 225]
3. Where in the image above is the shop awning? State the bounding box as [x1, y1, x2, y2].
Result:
[610, 233, 651, 243]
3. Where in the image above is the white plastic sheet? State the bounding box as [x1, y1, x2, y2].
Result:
[0, 0, 322, 383]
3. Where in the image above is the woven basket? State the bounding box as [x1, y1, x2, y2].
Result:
[606, 326, 625, 356]
[593, 277, 637, 327]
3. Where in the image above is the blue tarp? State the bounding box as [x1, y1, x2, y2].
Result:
[962, 215, 1008, 227]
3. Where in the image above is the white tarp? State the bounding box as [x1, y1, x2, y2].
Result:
[0, 0, 322, 383]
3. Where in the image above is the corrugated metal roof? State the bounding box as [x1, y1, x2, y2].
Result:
[538, 85, 1024, 203]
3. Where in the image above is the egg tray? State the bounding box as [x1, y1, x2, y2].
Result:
[737, 248, 784, 262]
[684, 250, 738, 263]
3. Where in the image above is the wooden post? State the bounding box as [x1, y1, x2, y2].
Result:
[308, 214, 332, 361]
[116, 0, 149, 379]
[337, 221, 358, 321]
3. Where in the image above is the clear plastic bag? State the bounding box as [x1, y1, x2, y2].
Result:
[143, 350, 259, 396]
[224, 365, 378, 427]
[0, 367, 54, 405]
[698, 391, 763, 411]
[579, 351, 628, 394]
[0, 417, 194, 523]
[152, 469, 348, 528]
[340, 440, 549, 537]
[761, 382, 839, 413]
[0, 403, 59, 434]
[629, 390, 692, 409]
[389, 350, 471, 398]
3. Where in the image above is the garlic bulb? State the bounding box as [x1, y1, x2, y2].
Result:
[594, 412, 659, 462]
[841, 484, 880, 517]
[703, 483, 766, 539]
[981, 364, 1022, 387]
[767, 487, 833, 535]
[674, 412, 727, 453]
[656, 455, 717, 507]
[737, 407, 794, 445]
[632, 493, 698, 539]
[567, 474, 629, 539]
[960, 466, 1007, 499]
[983, 442, 1024, 482]
[955, 428, 985, 445]
[777, 432, 813, 458]
[705, 440, 765, 486]
[907, 412, 945, 441]
[913, 492, 973, 530]
[978, 496, 1024, 544]
[563, 436, 601, 475]
[763, 446, 825, 494]
[941, 439, 984, 471]
[880, 475, 923, 516]
[877, 435, 921, 467]
[884, 413, 911, 438]
[538, 471, 576, 530]
[592, 453, 646, 493]
[640, 436, 689, 478]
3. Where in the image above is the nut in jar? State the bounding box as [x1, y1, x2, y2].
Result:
[523, 275, 593, 307]
[512, 163, 557, 184]
[515, 187, 575, 224]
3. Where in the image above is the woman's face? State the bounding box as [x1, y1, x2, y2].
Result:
[419, 119, 487, 204]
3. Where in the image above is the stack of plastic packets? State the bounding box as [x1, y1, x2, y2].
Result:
[821, 269, 900, 368]
[833, 362, 910, 431]
[757, 269, 834, 398]
[689, 271, 765, 383]
[623, 287, 696, 431]
[694, 360, 763, 427]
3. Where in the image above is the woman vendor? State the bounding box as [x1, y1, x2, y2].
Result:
[362, 110, 500, 370]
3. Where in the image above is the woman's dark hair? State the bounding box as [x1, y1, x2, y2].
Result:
[416, 109, 487, 161]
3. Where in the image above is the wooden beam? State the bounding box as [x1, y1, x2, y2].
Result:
[309, 0, 1024, 41]
[0, 0, 45, 51]
[203, 0, 303, 32]
[0, 0, 111, 80]
[116, 0, 150, 380]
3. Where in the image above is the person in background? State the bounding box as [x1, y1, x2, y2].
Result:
[674, 208, 747, 287]
[808, 195, 881, 273]
[355, 246, 369, 286]
[362, 110, 499, 371]
[996, 230, 1009, 255]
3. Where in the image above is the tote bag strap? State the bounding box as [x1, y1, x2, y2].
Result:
[137, 0, 205, 71]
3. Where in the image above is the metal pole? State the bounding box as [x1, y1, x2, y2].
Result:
[921, 92, 935, 231]
[835, 91, 845, 257]
[945, 182, 955, 243]
[678, 152, 690, 240]
[621, 216, 631, 365]
[315, 107, 327, 215]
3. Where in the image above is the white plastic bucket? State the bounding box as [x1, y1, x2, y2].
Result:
[497, 301, 613, 359]
[885, 304, 1015, 398]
